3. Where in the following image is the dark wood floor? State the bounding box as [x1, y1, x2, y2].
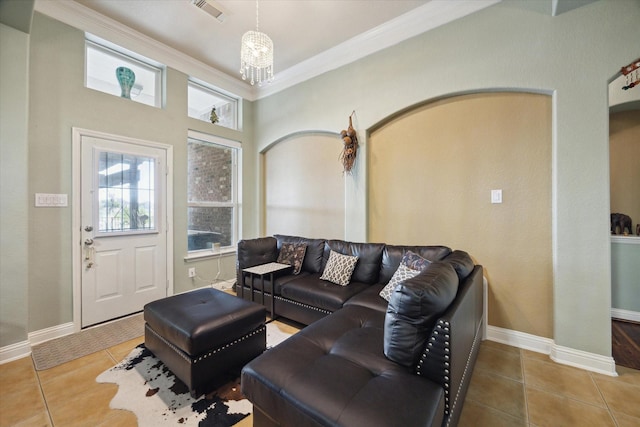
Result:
[612, 319, 640, 370]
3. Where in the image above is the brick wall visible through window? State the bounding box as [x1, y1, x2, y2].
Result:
[187, 135, 238, 251]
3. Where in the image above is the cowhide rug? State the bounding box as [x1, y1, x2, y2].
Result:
[97, 323, 292, 426]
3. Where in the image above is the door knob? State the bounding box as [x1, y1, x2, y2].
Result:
[84, 238, 94, 246]
[84, 226, 93, 232]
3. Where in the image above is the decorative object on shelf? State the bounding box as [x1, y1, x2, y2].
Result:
[339, 111, 358, 174]
[610, 212, 633, 235]
[240, 0, 274, 86]
[621, 58, 640, 90]
[116, 67, 136, 99]
[210, 106, 219, 124]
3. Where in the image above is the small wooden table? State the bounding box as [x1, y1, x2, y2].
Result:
[242, 262, 292, 319]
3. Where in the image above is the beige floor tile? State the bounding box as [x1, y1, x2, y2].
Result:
[9, 411, 52, 427]
[481, 340, 521, 355]
[612, 411, 640, 427]
[36, 350, 114, 385]
[523, 358, 605, 407]
[466, 370, 527, 420]
[592, 365, 640, 388]
[459, 399, 528, 427]
[521, 349, 550, 362]
[93, 409, 138, 427]
[47, 381, 119, 427]
[0, 380, 48, 427]
[38, 352, 116, 409]
[526, 387, 615, 427]
[475, 345, 523, 382]
[106, 336, 144, 363]
[0, 357, 37, 384]
[592, 376, 640, 418]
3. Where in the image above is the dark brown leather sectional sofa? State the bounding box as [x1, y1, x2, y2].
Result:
[236, 234, 484, 427]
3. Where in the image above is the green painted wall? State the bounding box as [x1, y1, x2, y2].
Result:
[0, 23, 30, 348]
[611, 241, 640, 312]
[19, 12, 254, 335]
[252, 0, 640, 357]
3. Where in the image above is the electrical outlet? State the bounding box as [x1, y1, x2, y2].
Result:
[188, 267, 196, 278]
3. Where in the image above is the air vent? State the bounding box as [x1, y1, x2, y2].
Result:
[191, 0, 226, 23]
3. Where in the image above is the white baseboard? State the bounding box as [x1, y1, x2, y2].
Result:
[0, 340, 31, 364]
[551, 345, 617, 376]
[611, 308, 640, 323]
[486, 325, 617, 376]
[28, 321, 75, 346]
[486, 325, 554, 354]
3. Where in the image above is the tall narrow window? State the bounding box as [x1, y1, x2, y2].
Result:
[187, 131, 241, 253]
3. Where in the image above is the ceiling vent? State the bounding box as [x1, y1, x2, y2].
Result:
[191, 0, 226, 23]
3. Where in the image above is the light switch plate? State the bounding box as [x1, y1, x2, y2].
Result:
[491, 189, 502, 204]
[35, 193, 68, 207]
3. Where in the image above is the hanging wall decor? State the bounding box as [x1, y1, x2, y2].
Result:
[339, 111, 358, 174]
[621, 58, 640, 90]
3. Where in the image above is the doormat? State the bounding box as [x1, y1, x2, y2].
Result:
[32, 313, 144, 370]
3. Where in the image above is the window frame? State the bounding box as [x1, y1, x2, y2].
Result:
[85, 36, 164, 108]
[187, 79, 240, 130]
[185, 130, 242, 258]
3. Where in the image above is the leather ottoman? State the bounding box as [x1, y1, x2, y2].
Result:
[144, 288, 266, 397]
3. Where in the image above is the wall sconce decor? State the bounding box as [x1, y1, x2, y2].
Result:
[339, 111, 358, 174]
[621, 58, 640, 90]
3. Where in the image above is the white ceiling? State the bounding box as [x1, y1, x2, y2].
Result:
[35, 0, 499, 98]
[35, 0, 601, 99]
[75, 0, 430, 79]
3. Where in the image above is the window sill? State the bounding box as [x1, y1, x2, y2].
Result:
[184, 247, 236, 262]
[611, 235, 640, 245]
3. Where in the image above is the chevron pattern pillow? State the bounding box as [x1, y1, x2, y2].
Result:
[320, 250, 359, 286]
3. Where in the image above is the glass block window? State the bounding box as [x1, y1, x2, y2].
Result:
[85, 38, 163, 107]
[188, 80, 239, 130]
[97, 151, 156, 233]
[187, 131, 241, 252]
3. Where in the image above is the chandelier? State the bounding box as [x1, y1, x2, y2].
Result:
[240, 0, 274, 86]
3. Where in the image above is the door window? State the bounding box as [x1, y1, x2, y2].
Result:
[97, 151, 157, 234]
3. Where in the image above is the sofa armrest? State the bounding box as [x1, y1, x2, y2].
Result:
[415, 265, 484, 427]
[236, 237, 278, 286]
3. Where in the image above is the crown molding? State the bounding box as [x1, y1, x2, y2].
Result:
[34, 0, 500, 101]
[255, 0, 501, 99]
[34, 0, 254, 100]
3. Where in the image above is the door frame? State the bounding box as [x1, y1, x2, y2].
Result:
[71, 127, 174, 332]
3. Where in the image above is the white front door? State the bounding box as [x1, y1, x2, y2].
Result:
[80, 134, 168, 327]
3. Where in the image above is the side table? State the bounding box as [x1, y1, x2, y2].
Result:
[242, 262, 292, 319]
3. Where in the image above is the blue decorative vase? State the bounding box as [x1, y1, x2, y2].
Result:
[116, 67, 135, 99]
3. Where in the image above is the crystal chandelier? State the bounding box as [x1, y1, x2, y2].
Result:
[240, 0, 274, 86]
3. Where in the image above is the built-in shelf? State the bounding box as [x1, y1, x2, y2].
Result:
[611, 235, 640, 244]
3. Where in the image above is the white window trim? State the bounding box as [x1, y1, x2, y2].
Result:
[85, 36, 164, 108]
[186, 130, 242, 259]
[187, 78, 241, 130]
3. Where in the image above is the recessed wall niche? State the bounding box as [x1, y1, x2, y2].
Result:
[609, 110, 640, 234]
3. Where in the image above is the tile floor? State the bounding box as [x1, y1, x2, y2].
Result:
[1, 329, 638, 427]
